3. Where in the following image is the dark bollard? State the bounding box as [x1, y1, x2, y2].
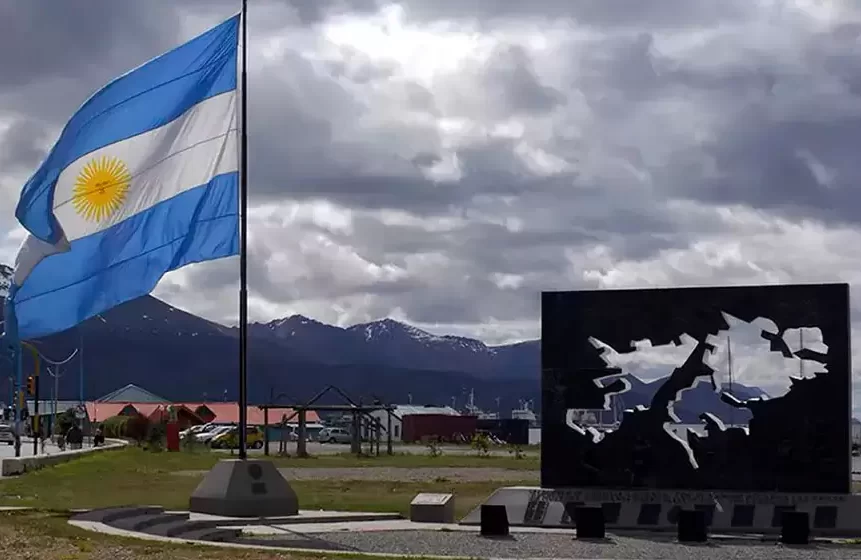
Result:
[781, 511, 810, 545]
[677, 509, 708, 543]
[574, 506, 605, 539]
[480, 504, 509, 537]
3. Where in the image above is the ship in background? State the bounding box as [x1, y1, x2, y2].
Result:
[460, 389, 500, 420]
[511, 398, 540, 427]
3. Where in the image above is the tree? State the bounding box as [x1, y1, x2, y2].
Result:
[56, 409, 77, 435]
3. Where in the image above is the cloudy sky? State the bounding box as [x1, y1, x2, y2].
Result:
[3, 0, 861, 405]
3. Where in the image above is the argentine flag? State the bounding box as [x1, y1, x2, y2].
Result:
[4, 15, 240, 341]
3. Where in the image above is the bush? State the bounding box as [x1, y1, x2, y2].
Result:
[508, 443, 525, 459]
[125, 414, 150, 445]
[426, 439, 442, 457]
[471, 432, 491, 457]
[101, 415, 130, 438]
[146, 423, 166, 452]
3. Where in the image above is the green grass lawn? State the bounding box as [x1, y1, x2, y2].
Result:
[0, 447, 537, 518]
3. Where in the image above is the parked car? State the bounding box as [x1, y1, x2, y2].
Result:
[196, 425, 232, 444]
[0, 424, 15, 446]
[180, 423, 212, 439]
[211, 426, 264, 449]
[318, 427, 352, 444]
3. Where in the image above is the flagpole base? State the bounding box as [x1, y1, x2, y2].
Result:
[189, 459, 298, 518]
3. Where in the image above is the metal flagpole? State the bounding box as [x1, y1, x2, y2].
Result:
[238, 0, 249, 461]
[79, 328, 84, 405]
[14, 346, 22, 458]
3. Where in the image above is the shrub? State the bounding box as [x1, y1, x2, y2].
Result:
[471, 432, 491, 457]
[508, 443, 525, 459]
[124, 414, 150, 445]
[147, 423, 166, 452]
[101, 415, 130, 438]
[426, 439, 442, 457]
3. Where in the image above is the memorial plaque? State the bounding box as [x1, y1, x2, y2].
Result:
[541, 284, 851, 494]
[410, 493, 455, 523]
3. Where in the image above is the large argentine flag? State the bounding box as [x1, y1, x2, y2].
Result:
[5, 15, 240, 340]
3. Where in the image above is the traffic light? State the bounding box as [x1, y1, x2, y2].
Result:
[26, 376, 35, 396]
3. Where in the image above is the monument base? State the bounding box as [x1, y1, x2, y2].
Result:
[189, 459, 299, 518]
[460, 486, 861, 537]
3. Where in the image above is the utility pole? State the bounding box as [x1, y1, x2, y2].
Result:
[31, 373, 39, 456]
[37, 348, 78, 440]
[49, 365, 63, 439]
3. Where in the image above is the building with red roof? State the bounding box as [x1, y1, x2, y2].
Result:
[82, 384, 320, 427]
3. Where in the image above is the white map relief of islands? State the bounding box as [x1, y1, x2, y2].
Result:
[565, 312, 830, 460]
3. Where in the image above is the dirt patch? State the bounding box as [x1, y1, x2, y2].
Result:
[174, 467, 539, 482]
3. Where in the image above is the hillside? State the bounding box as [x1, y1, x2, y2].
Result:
[248, 315, 538, 379]
[0, 265, 538, 410]
[0, 264, 772, 424]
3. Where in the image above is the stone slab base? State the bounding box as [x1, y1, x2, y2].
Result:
[410, 493, 455, 523]
[460, 486, 861, 537]
[189, 459, 298, 518]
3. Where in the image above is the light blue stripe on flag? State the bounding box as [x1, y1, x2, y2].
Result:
[5, 13, 241, 342]
[16, 15, 239, 245]
[13, 172, 238, 339]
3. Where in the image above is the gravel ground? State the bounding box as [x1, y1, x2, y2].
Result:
[174, 467, 538, 482]
[306, 530, 861, 559]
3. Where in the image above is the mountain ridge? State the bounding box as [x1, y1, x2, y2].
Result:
[0, 264, 777, 424]
[246, 313, 538, 380]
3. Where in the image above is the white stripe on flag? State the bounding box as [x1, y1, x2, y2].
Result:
[52, 90, 238, 242]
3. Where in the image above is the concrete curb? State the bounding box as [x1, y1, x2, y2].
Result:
[0, 508, 841, 559]
[68, 519, 482, 559]
[1, 439, 127, 476]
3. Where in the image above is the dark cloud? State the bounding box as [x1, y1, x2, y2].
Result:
[480, 45, 565, 115]
[4, 0, 861, 364]
[0, 118, 49, 173]
[0, 1, 180, 89]
[285, 0, 755, 27]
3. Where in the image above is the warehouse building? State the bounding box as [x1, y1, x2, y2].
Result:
[366, 404, 465, 442]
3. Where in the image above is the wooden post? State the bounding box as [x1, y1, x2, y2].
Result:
[351, 411, 361, 455]
[279, 415, 286, 455]
[375, 418, 381, 456]
[297, 409, 307, 458]
[263, 406, 269, 456]
[386, 408, 393, 455]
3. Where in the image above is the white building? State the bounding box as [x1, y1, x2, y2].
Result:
[366, 404, 460, 441]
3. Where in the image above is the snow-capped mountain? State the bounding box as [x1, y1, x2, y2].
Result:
[251, 314, 538, 379]
[0, 260, 772, 423]
[0, 262, 539, 406]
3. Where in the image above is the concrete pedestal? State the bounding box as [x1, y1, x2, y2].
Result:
[410, 493, 455, 523]
[189, 459, 299, 518]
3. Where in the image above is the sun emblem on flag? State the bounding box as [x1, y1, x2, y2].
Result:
[72, 155, 131, 222]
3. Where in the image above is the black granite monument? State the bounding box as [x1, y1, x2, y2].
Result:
[541, 283, 851, 494]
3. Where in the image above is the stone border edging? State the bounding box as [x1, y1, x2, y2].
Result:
[68, 519, 479, 560]
[1, 439, 127, 476]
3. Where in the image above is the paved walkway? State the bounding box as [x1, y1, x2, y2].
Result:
[70, 513, 861, 560]
[0, 438, 62, 458]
